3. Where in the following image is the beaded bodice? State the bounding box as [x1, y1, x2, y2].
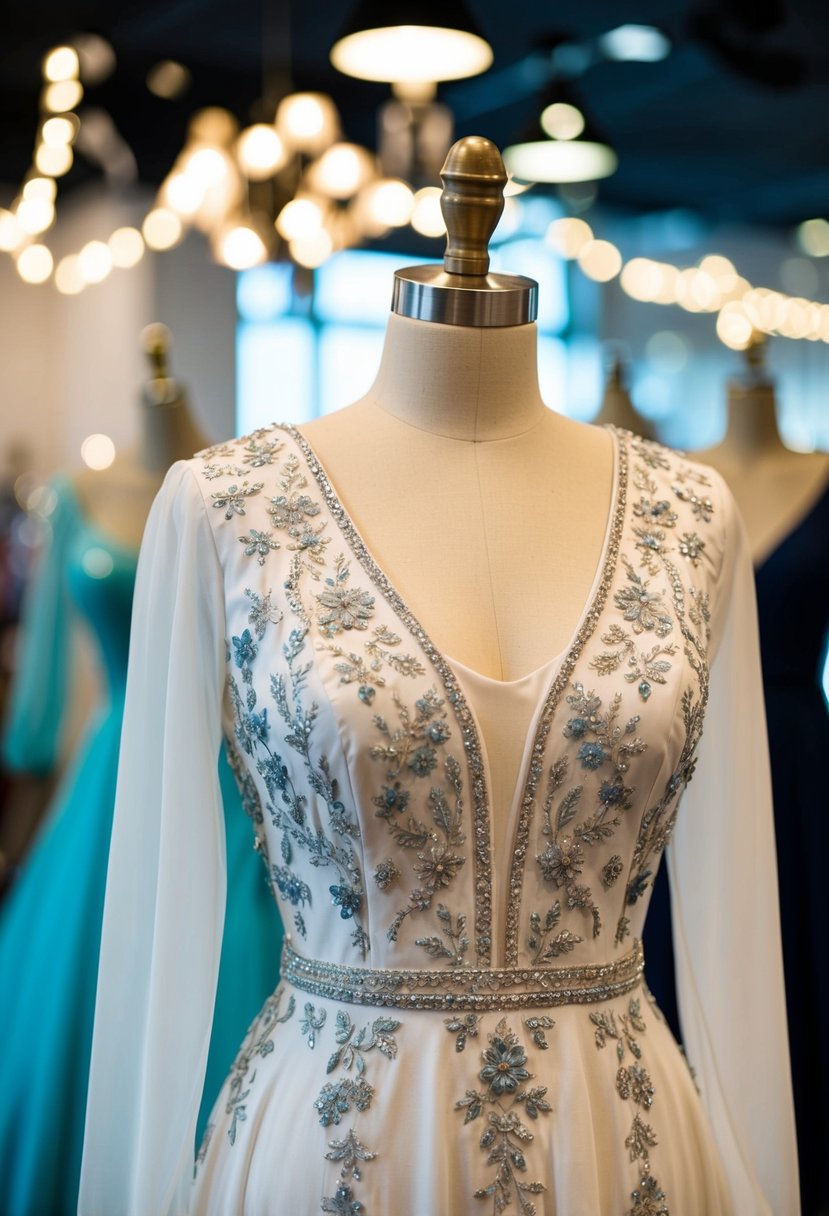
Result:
[194, 423, 720, 975]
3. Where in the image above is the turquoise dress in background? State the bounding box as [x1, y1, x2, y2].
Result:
[0, 476, 283, 1216]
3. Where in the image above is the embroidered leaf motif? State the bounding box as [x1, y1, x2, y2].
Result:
[323, 1127, 377, 1179]
[556, 787, 582, 833]
[457, 1020, 551, 1214]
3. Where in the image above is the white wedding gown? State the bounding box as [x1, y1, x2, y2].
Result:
[79, 424, 799, 1215]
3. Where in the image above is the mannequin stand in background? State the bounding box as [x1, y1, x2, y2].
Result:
[594, 349, 655, 439]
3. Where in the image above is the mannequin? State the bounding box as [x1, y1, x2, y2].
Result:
[699, 333, 829, 1216]
[72, 323, 208, 551]
[593, 348, 655, 438]
[79, 139, 798, 1216]
[698, 334, 829, 560]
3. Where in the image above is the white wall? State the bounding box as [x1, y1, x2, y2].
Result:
[0, 184, 237, 480]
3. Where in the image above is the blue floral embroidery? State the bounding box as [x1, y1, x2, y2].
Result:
[577, 741, 606, 770]
[456, 1018, 552, 1211]
[329, 883, 362, 919]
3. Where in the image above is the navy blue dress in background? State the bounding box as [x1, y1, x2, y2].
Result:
[645, 477, 829, 1216]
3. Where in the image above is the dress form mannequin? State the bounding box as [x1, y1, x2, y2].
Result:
[72, 323, 209, 552]
[595, 350, 654, 438]
[698, 335, 829, 561]
[301, 140, 613, 683]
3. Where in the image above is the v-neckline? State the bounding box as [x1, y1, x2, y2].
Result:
[282, 421, 629, 965]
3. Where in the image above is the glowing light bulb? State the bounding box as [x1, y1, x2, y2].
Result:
[276, 93, 339, 154]
[142, 208, 183, 251]
[54, 254, 85, 294]
[797, 218, 829, 258]
[80, 433, 116, 470]
[0, 209, 24, 252]
[540, 103, 585, 141]
[216, 223, 268, 270]
[163, 172, 205, 217]
[78, 240, 113, 284]
[43, 46, 79, 83]
[716, 303, 753, 350]
[545, 217, 593, 259]
[35, 143, 73, 176]
[43, 80, 83, 112]
[109, 227, 144, 268]
[16, 196, 55, 235]
[184, 146, 229, 190]
[236, 125, 287, 179]
[362, 179, 414, 228]
[577, 239, 622, 282]
[620, 258, 663, 302]
[16, 244, 54, 284]
[289, 229, 334, 269]
[275, 197, 325, 241]
[307, 142, 375, 200]
[22, 177, 57, 202]
[410, 187, 446, 237]
[42, 115, 76, 146]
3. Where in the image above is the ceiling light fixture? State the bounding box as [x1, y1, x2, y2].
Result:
[330, 0, 492, 91]
[505, 79, 617, 186]
[598, 25, 671, 63]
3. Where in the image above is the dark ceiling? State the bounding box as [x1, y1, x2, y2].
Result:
[2, 0, 829, 228]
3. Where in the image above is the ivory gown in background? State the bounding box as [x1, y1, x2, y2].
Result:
[80, 423, 798, 1215]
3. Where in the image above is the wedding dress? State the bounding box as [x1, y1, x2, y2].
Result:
[79, 424, 798, 1215]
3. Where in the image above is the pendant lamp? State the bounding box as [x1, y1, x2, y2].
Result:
[330, 0, 493, 87]
[504, 81, 617, 185]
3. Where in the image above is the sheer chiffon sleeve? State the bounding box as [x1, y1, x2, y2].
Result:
[2, 477, 78, 772]
[667, 484, 800, 1215]
[79, 462, 227, 1216]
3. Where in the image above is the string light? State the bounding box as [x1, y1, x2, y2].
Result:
[16, 245, 54, 284]
[109, 227, 145, 268]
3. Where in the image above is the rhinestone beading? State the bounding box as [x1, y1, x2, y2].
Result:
[282, 938, 644, 1012]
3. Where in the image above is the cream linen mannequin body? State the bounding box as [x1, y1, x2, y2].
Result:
[300, 311, 614, 684]
[699, 374, 829, 563]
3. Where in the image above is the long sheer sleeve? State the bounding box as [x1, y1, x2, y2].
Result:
[2, 477, 78, 772]
[79, 462, 227, 1216]
[667, 485, 800, 1215]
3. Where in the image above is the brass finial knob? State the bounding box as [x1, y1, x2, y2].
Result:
[440, 136, 507, 277]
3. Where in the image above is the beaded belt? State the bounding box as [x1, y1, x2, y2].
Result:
[281, 939, 644, 1012]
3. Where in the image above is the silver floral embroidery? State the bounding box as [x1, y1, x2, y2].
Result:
[299, 1002, 326, 1049]
[373, 858, 400, 889]
[456, 1018, 552, 1214]
[672, 483, 714, 522]
[315, 1009, 400, 1209]
[614, 559, 673, 636]
[211, 480, 264, 519]
[239, 529, 280, 565]
[677, 532, 705, 566]
[316, 556, 375, 635]
[632, 496, 678, 529]
[590, 997, 669, 1215]
[590, 623, 677, 703]
[445, 1012, 481, 1051]
[225, 987, 295, 1145]
[534, 685, 645, 942]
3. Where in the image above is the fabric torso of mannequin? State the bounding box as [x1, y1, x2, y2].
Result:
[700, 379, 829, 564]
[299, 311, 614, 683]
[72, 391, 209, 553]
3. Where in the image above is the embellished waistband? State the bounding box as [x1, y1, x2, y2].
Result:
[281, 939, 644, 1012]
